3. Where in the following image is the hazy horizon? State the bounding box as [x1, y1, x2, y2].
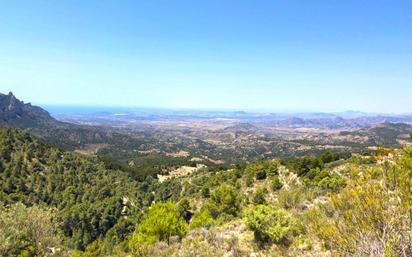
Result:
[1, 90, 411, 116]
[41, 103, 409, 116]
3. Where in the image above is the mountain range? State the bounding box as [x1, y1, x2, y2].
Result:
[1, 92, 411, 164]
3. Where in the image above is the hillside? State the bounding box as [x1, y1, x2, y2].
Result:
[340, 122, 412, 146]
[0, 128, 155, 253]
[1, 128, 411, 256]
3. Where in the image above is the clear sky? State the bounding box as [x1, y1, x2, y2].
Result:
[0, 1, 411, 113]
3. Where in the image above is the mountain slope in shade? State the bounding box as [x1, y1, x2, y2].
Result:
[0, 92, 58, 128]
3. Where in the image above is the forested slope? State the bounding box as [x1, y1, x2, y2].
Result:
[0, 128, 156, 254]
[0, 128, 411, 257]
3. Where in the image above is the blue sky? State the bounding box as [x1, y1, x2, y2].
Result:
[0, 1, 411, 113]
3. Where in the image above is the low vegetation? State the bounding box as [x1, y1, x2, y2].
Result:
[1, 128, 411, 256]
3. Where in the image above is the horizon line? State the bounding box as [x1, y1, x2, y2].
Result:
[41, 104, 411, 116]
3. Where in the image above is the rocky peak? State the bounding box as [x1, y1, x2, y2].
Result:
[0, 91, 55, 127]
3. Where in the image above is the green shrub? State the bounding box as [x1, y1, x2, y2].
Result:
[265, 161, 279, 176]
[190, 209, 214, 229]
[201, 186, 210, 198]
[319, 152, 340, 164]
[289, 156, 324, 176]
[103, 218, 135, 250]
[252, 188, 268, 205]
[271, 176, 282, 191]
[277, 187, 306, 210]
[177, 198, 192, 221]
[209, 183, 242, 218]
[245, 161, 279, 180]
[255, 170, 267, 180]
[72, 241, 103, 257]
[303, 168, 346, 194]
[245, 174, 254, 187]
[247, 205, 299, 247]
[0, 203, 63, 257]
[128, 202, 187, 256]
[190, 183, 243, 229]
[245, 161, 279, 176]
